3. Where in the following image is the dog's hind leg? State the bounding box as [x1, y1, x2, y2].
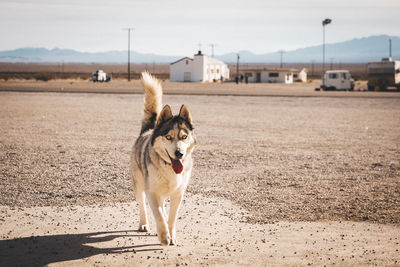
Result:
[148, 193, 170, 246]
[168, 192, 184, 245]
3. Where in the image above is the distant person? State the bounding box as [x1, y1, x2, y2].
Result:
[245, 75, 248, 84]
[240, 75, 244, 83]
[220, 76, 224, 83]
[235, 76, 239, 84]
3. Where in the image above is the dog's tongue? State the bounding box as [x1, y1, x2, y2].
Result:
[171, 159, 183, 174]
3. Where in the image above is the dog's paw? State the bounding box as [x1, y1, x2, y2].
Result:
[169, 237, 177, 246]
[138, 224, 149, 232]
[159, 232, 171, 246]
[160, 238, 170, 246]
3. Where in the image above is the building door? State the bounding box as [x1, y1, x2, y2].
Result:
[256, 72, 261, 83]
[184, 72, 191, 82]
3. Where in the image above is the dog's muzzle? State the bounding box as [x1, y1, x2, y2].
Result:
[175, 150, 183, 159]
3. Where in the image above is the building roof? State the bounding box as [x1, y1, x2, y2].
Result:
[325, 70, 350, 73]
[170, 57, 193, 65]
[243, 68, 295, 73]
[243, 68, 308, 73]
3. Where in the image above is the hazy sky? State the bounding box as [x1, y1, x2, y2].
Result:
[1, 0, 399, 56]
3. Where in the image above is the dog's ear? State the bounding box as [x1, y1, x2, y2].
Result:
[157, 105, 173, 125]
[179, 104, 193, 128]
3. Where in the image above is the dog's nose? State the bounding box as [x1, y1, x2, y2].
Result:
[175, 150, 183, 159]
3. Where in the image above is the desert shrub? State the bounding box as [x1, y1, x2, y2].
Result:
[35, 73, 53, 82]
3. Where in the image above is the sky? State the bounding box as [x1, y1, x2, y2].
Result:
[1, 0, 399, 56]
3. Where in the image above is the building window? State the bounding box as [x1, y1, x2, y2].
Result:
[269, 72, 279, 77]
[186, 60, 189, 65]
[329, 73, 338, 79]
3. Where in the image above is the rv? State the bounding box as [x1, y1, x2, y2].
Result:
[321, 70, 354, 91]
[367, 58, 400, 91]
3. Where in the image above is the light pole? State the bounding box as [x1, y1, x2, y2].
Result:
[322, 18, 331, 87]
[123, 27, 134, 81]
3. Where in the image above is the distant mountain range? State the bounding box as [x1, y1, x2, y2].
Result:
[0, 35, 398, 64]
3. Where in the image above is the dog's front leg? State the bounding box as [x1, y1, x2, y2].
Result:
[148, 194, 170, 246]
[168, 192, 183, 245]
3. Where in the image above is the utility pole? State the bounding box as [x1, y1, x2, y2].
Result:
[389, 38, 392, 58]
[123, 27, 134, 81]
[311, 60, 315, 76]
[62, 60, 64, 78]
[236, 53, 240, 84]
[322, 18, 332, 87]
[197, 42, 202, 53]
[208, 43, 217, 57]
[330, 57, 334, 70]
[279, 50, 285, 68]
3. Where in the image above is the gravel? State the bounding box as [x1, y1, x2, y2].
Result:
[0, 90, 399, 224]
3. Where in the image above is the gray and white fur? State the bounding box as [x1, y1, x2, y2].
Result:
[131, 72, 196, 246]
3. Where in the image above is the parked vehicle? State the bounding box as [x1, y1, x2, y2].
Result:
[320, 70, 354, 91]
[367, 58, 400, 91]
[92, 70, 111, 82]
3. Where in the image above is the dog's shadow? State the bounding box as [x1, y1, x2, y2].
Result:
[0, 230, 161, 267]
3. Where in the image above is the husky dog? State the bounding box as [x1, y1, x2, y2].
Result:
[131, 72, 196, 246]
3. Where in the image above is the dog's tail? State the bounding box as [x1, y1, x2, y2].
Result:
[140, 71, 163, 134]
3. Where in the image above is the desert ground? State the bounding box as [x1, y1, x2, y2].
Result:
[0, 79, 399, 266]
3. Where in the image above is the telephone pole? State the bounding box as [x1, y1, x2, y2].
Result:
[208, 43, 217, 57]
[279, 50, 285, 68]
[236, 53, 240, 84]
[123, 27, 134, 81]
[197, 42, 202, 53]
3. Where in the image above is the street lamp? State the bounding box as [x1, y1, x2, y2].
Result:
[322, 18, 332, 87]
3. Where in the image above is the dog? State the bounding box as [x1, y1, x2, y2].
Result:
[130, 72, 196, 246]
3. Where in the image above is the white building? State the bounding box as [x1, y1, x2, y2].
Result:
[244, 69, 294, 83]
[293, 68, 308, 82]
[243, 68, 308, 83]
[170, 51, 230, 82]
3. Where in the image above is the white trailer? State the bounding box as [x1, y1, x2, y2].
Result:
[367, 58, 400, 91]
[320, 70, 354, 91]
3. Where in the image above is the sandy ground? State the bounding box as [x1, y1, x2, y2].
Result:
[1, 196, 399, 266]
[0, 82, 400, 266]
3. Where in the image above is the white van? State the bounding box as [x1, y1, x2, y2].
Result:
[91, 70, 111, 82]
[321, 70, 354, 91]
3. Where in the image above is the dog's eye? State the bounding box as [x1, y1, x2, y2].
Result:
[181, 135, 188, 140]
[165, 135, 172, 140]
